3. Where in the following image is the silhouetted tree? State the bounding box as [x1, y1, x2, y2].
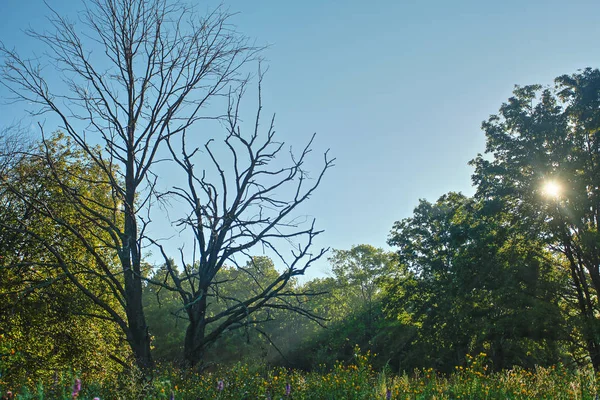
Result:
[151, 76, 334, 366]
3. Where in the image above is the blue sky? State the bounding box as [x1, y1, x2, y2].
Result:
[2, 0, 600, 277]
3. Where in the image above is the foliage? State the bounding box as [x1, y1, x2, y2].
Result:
[2, 351, 600, 399]
[329, 245, 397, 335]
[470, 68, 600, 370]
[0, 133, 127, 387]
[279, 246, 403, 370]
[385, 192, 568, 372]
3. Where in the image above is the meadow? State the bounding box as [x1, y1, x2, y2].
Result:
[2, 352, 598, 400]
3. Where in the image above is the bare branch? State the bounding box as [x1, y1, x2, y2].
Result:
[157, 70, 333, 366]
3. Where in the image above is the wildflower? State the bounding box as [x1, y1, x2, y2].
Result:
[386, 388, 392, 400]
[285, 383, 291, 396]
[170, 390, 175, 400]
[93, 398, 100, 400]
[72, 378, 82, 398]
[217, 380, 224, 391]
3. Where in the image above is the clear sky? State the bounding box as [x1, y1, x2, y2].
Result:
[2, 0, 600, 277]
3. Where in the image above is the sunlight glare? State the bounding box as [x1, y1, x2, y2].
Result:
[542, 180, 561, 198]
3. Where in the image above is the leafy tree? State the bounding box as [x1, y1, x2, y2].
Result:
[386, 193, 567, 371]
[1, 0, 259, 370]
[328, 245, 396, 339]
[470, 68, 600, 370]
[0, 133, 127, 385]
[282, 246, 405, 371]
[203, 257, 302, 365]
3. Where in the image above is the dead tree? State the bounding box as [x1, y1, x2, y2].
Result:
[153, 76, 334, 367]
[0, 0, 259, 370]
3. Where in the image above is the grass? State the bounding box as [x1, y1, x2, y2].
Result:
[2, 351, 598, 399]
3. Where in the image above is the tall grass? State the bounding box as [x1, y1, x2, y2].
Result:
[2, 351, 598, 399]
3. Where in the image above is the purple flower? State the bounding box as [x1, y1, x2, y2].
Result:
[72, 378, 82, 398]
[386, 388, 392, 400]
[217, 380, 224, 391]
[170, 390, 175, 400]
[285, 383, 291, 396]
[93, 398, 100, 400]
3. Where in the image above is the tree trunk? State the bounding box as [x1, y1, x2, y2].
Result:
[586, 335, 600, 373]
[122, 224, 153, 370]
[122, 154, 153, 371]
[184, 295, 208, 367]
[126, 312, 153, 371]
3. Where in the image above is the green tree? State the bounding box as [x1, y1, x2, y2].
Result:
[471, 68, 600, 370]
[282, 246, 406, 371]
[329, 245, 396, 339]
[143, 264, 186, 362]
[386, 193, 567, 371]
[0, 133, 127, 386]
[204, 257, 300, 364]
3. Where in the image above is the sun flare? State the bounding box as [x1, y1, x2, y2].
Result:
[542, 180, 561, 198]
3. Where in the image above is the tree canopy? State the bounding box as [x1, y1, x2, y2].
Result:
[471, 68, 600, 370]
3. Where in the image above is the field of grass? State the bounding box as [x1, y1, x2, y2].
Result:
[2, 352, 598, 399]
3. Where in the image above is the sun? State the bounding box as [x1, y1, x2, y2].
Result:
[542, 180, 561, 198]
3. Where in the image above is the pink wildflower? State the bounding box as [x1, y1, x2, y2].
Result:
[72, 378, 82, 398]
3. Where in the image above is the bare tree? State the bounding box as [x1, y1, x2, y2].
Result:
[1, 0, 259, 370]
[151, 76, 334, 366]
